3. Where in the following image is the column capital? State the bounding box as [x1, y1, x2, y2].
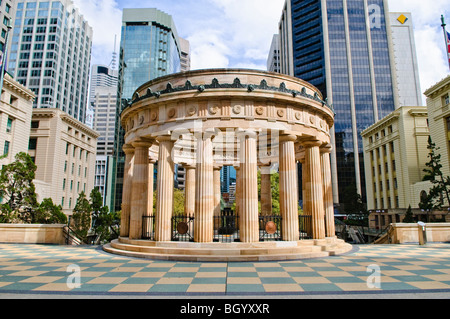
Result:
[320, 143, 333, 154]
[279, 134, 298, 143]
[182, 163, 196, 170]
[301, 139, 323, 148]
[155, 135, 174, 143]
[148, 157, 157, 164]
[123, 144, 135, 155]
[236, 128, 258, 139]
[213, 164, 223, 171]
[131, 137, 154, 149]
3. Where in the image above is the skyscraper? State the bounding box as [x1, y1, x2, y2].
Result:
[111, 8, 182, 212]
[9, 0, 93, 123]
[389, 12, 422, 107]
[278, 0, 416, 207]
[267, 34, 280, 73]
[0, 0, 16, 54]
[90, 64, 118, 205]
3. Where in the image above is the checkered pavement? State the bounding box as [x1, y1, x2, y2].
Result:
[0, 243, 449, 296]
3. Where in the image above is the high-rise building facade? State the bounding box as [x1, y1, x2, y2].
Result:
[90, 64, 118, 206]
[179, 37, 190, 72]
[9, 0, 93, 123]
[278, 0, 415, 207]
[111, 8, 181, 212]
[267, 34, 280, 73]
[390, 12, 422, 107]
[0, 0, 17, 53]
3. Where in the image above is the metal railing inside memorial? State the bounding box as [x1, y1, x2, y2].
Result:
[171, 214, 195, 242]
[214, 213, 240, 243]
[142, 215, 156, 240]
[259, 215, 282, 241]
[299, 215, 313, 240]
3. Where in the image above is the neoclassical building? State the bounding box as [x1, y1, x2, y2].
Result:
[104, 69, 352, 261]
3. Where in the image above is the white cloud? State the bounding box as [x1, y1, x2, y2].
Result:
[188, 31, 230, 70]
[73, 0, 122, 66]
[79, 0, 450, 93]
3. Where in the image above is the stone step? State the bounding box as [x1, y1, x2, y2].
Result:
[103, 238, 353, 262]
[110, 240, 323, 256]
[103, 243, 332, 262]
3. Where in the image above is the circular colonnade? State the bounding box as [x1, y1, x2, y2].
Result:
[104, 69, 352, 261]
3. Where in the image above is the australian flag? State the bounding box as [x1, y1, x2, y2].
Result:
[447, 31, 450, 65]
[0, 41, 7, 93]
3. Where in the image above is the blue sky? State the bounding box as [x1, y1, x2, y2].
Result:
[73, 0, 450, 97]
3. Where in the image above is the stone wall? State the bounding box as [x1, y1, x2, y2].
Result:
[391, 223, 450, 244]
[0, 224, 66, 245]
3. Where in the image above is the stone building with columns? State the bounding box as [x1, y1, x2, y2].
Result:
[104, 69, 351, 261]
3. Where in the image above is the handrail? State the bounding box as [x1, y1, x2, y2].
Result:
[371, 224, 393, 244]
[63, 225, 88, 245]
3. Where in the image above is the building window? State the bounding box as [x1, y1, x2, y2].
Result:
[3, 141, 10, 156]
[443, 94, 450, 106]
[31, 121, 39, 129]
[28, 138, 37, 150]
[6, 117, 13, 133]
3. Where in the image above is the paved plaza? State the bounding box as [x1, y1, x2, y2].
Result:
[0, 243, 449, 298]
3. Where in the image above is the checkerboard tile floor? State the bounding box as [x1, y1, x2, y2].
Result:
[0, 243, 449, 296]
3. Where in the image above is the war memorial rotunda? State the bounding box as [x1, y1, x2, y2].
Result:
[104, 69, 352, 261]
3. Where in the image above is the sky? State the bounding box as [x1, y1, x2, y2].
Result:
[72, 0, 450, 100]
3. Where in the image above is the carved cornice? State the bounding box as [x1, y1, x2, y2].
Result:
[123, 77, 334, 115]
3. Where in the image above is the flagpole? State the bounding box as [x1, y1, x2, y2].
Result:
[442, 15, 450, 71]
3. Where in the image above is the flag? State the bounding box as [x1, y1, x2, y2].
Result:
[0, 43, 7, 95]
[447, 31, 450, 63]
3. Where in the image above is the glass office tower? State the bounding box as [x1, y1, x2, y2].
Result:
[111, 8, 181, 212]
[279, 0, 399, 207]
[9, 0, 93, 123]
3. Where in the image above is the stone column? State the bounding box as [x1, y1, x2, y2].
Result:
[321, 145, 336, 238]
[143, 159, 156, 238]
[194, 132, 214, 243]
[279, 135, 300, 241]
[234, 165, 241, 217]
[304, 140, 326, 240]
[238, 130, 259, 243]
[300, 156, 312, 237]
[120, 144, 134, 238]
[184, 165, 196, 216]
[129, 139, 152, 240]
[155, 136, 175, 242]
[213, 165, 222, 228]
[260, 166, 272, 217]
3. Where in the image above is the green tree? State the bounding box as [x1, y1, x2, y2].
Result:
[71, 191, 91, 242]
[0, 152, 38, 223]
[403, 205, 415, 223]
[174, 189, 185, 215]
[90, 187, 120, 244]
[36, 198, 67, 224]
[422, 137, 450, 209]
[342, 184, 368, 226]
